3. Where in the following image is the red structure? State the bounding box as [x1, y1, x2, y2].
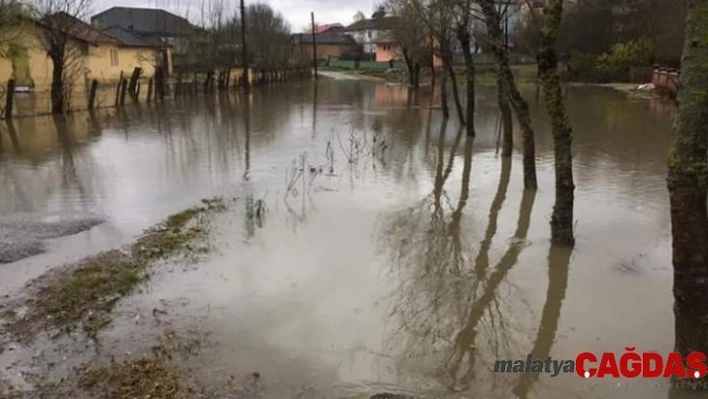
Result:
[652, 65, 680, 98]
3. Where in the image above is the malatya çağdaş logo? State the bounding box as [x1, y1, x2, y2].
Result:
[494, 348, 707, 379]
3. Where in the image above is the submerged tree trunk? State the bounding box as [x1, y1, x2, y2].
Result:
[497, 73, 513, 156]
[667, 0, 708, 360]
[444, 59, 466, 126]
[413, 62, 421, 89]
[441, 68, 450, 119]
[50, 53, 64, 114]
[480, 0, 537, 189]
[401, 49, 421, 89]
[538, 0, 575, 247]
[458, 27, 476, 137]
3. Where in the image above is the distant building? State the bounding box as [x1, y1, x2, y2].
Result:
[309, 23, 345, 35]
[344, 15, 397, 60]
[373, 32, 397, 63]
[91, 7, 194, 71]
[373, 32, 443, 67]
[292, 33, 359, 63]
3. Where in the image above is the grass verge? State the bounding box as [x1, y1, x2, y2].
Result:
[4, 198, 227, 340]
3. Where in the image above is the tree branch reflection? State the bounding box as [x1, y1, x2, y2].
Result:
[513, 245, 571, 399]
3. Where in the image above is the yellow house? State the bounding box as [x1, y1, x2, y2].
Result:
[0, 21, 55, 89]
[99, 25, 173, 81]
[0, 12, 172, 92]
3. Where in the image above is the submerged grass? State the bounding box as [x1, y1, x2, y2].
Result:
[78, 357, 190, 399]
[5, 198, 227, 340]
[76, 330, 205, 399]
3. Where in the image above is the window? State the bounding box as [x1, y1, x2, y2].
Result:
[367, 30, 372, 39]
[110, 49, 119, 66]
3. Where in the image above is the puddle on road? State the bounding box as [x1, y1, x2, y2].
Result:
[0, 80, 686, 398]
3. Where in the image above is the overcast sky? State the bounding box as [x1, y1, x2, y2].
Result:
[95, 0, 377, 32]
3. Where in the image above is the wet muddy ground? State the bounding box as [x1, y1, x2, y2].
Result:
[0, 78, 685, 398]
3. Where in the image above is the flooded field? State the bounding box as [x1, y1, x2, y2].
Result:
[0, 77, 684, 398]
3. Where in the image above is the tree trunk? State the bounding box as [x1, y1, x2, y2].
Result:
[668, 0, 708, 360]
[444, 58, 466, 126]
[441, 68, 450, 119]
[50, 55, 64, 114]
[481, 0, 537, 189]
[402, 49, 416, 88]
[413, 62, 421, 89]
[538, 0, 575, 247]
[458, 28, 476, 137]
[497, 72, 513, 156]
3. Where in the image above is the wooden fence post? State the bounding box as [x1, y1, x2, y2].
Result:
[119, 78, 128, 106]
[115, 71, 123, 106]
[128, 67, 142, 100]
[147, 78, 153, 102]
[5, 79, 14, 120]
[88, 79, 98, 110]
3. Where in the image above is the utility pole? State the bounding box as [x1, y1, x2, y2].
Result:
[311, 12, 318, 79]
[240, 0, 250, 93]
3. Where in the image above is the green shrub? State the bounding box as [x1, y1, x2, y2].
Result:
[566, 52, 599, 82]
[565, 40, 654, 83]
[595, 39, 654, 82]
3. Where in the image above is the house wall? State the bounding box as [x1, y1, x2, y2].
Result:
[0, 24, 56, 89]
[1, 23, 172, 93]
[297, 43, 357, 60]
[85, 44, 166, 82]
[374, 42, 443, 67]
[349, 30, 377, 55]
[375, 43, 400, 62]
[0, 26, 172, 91]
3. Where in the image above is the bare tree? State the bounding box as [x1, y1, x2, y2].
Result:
[245, 3, 290, 69]
[0, 0, 28, 55]
[405, 0, 465, 124]
[386, 0, 430, 89]
[667, 0, 708, 364]
[197, 0, 233, 90]
[480, 0, 538, 189]
[227, 3, 290, 70]
[537, 0, 575, 246]
[452, 0, 476, 137]
[353, 10, 366, 21]
[32, 0, 95, 114]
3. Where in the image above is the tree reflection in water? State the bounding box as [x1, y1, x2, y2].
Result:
[380, 117, 570, 397]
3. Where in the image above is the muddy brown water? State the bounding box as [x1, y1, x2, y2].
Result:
[0, 79, 688, 398]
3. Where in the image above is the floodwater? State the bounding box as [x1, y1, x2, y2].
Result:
[0, 77, 686, 399]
